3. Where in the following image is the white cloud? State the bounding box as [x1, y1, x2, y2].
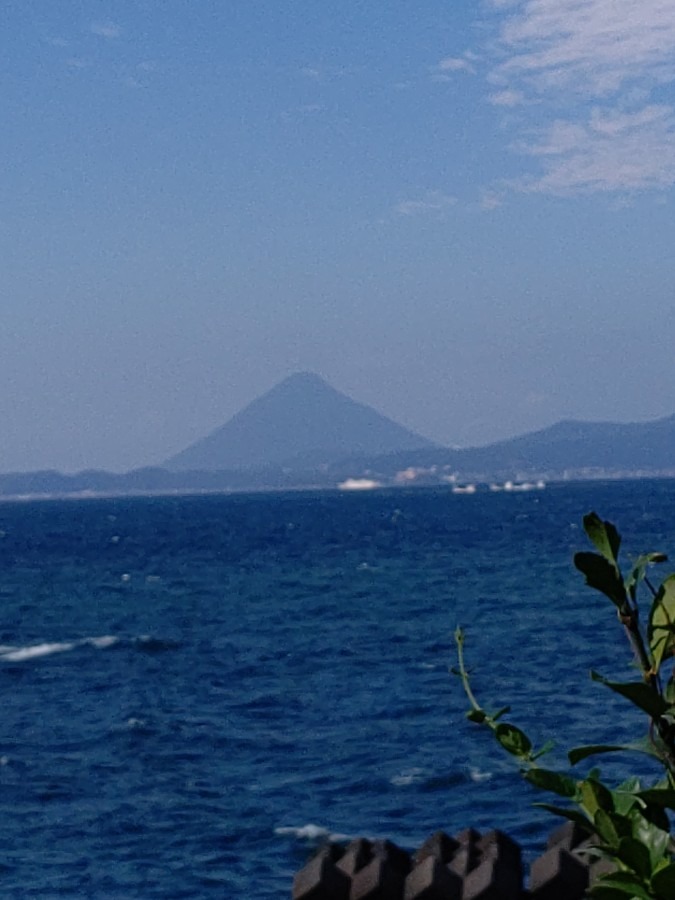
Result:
[281, 104, 324, 121]
[479, 189, 504, 210]
[438, 56, 474, 73]
[494, 0, 675, 96]
[66, 57, 90, 70]
[91, 22, 122, 39]
[488, 89, 525, 107]
[394, 191, 457, 216]
[516, 104, 675, 194]
[486, 0, 675, 195]
[299, 64, 357, 82]
[431, 53, 476, 83]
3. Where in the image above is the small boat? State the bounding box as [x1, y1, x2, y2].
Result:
[338, 478, 381, 491]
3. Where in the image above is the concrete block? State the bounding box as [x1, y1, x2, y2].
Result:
[529, 847, 588, 900]
[414, 831, 459, 866]
[326, 844, 347, 863]
[477, 830, 522, 865]
[293, 849, 351, 900]
[460, 831, 523, 900]
[462, 853, 522, 900]
[337, 839, 373, 877]
[448, 827, 481, 877]
[350, 857, 406, 900]
[545, 821, 587, 852]
[454, 827, 481, 848]
[371, 839, 412, 877]
[589, 854, 616, 885]
[447, 846, 477, 878]
[404, 856, 462, 900]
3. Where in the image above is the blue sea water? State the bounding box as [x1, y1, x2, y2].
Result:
[0, 481, 673, 898]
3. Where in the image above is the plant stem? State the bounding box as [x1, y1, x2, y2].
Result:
[455, 628, 483, 715]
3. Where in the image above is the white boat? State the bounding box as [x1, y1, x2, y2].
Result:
[338, 478, 381, 491]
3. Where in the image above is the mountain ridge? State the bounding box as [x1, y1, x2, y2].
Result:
[164, 371, 436, 472]
[0, 377, 674, 496]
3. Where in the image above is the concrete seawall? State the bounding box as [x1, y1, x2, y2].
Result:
[292, 820, 610, 899]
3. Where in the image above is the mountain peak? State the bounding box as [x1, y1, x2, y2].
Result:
[164, 373, 434, 472]
[279, 371, 326, 386]
[266, 371, 336, 397]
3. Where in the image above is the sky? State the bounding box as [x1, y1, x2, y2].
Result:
[2, 0, 675, 472]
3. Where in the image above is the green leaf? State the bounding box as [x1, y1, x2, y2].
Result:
[626, 553, 668, 601]
[616, 776, 642, 793]
[629, 810, 671, 870]
[652, 863, 675, 898]
[524, 768, 577, 797]
[574, 552, 627, 608]
[532, 739, 555, 760]
[615, 836, 652, 878]
[612, 790, 640, 817]
[590, 872, 655, 900]
[494, 722, 532, 758]
[594, 808, 620, 847]
[640, 804, 670, 834]
[590, 889, 645, 900]
[584, 513, 622, 564]
[466, 709, 487, 723]
[569, 742, 659, 766]
[649, 575, 675, 673]
[664, 678, 675, 705]
[534, 803, 593, 832]
[581, 779, 615, 817]
[635, 788, 675, 810]
[590, 890, 646, 900]
[591, 671, 669, 719]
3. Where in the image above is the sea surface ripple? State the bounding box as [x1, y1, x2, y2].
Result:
[0, 481, 672, 897]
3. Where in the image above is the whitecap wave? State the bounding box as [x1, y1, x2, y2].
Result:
[390, 767, 426, 787]
[275, 823, 349, 842]
[0, 641, 77, 662]
[0, 634, 119, 662]
[468, 766, 493, 783]
[84, 635, 119, 649]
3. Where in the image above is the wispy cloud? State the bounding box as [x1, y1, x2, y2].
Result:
[281, 103, 324, 121]
[516, 104, 675, 194]
[479, 189, 504, 211]
[91, 21, 122, 39]
[488, 89, 525, 107]
[299, 64, 359, 82]
[65, 57, 90, 70]
[493, 0, 675, 96]
[486, 0, 675, 195]
[438, 56, 474, 73]
[394, 191, 457, 216]
[432, 52, 477, 82]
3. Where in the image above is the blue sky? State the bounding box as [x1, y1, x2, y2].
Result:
[2, 0, 675, 471]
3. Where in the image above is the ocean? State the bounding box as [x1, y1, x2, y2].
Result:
[0, 481, 672, 898]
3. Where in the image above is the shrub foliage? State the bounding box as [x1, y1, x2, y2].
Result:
[456, 513, 675, 899]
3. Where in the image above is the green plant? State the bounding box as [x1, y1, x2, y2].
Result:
[455, 512, 675, 899]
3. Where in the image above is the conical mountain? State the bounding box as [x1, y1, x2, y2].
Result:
[164, 372, 435, 472]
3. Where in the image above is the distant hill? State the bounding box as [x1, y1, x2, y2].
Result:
[163, 372, 436, 472]
[449, 414, 675, 477]
[325, 414, 675, 481]
[1, 401, 675, 500]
